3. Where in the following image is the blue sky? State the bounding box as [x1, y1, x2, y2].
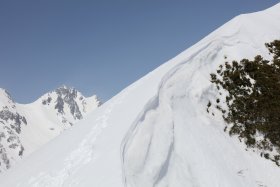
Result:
[0, 0, 279, 103]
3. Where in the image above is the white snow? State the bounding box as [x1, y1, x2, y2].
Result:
[1, 3, 280, 187]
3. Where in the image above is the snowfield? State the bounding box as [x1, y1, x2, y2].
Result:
[1, 3, 280, 187]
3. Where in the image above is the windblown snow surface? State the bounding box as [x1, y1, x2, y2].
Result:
[1, 3, 280, 187]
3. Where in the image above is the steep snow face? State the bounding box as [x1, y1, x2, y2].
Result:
[122, 4, 280, 187]
[0, 86, 100, 172]
[1, 3, 280, 187]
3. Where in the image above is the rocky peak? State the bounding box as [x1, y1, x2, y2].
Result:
[0, 86, 100, 173]
[54, 85, 82, 120]
[41, 85, 100, 127]
[0, 89, 15, 111]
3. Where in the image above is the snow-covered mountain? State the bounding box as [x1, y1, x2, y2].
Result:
[0, 86, 100, 172]
[1, 3, 280, 187]
[0, 89, 26, 172]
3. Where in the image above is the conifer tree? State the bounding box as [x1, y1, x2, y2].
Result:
[210, 40, 280, 166]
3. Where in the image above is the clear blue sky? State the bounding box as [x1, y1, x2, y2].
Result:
[0, 0, 279, 103]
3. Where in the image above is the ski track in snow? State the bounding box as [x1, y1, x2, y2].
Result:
[27, 93, 128, 187]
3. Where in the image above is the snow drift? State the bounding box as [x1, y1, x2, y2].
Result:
[1, 3, 280, 187]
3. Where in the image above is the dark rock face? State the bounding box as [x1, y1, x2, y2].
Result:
[54, 87, 83, 120]
[0, 110, 27, 134]
[0, 145, 10, 169]
[41, 86, 87, 127]
[42, 97, 52, 105]
[55, 96, 65, 114]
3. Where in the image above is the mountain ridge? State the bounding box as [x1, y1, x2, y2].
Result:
[0, 86, 100, 172]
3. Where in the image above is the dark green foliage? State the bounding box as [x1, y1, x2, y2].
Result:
[264, 153, 270, 159]
[210, 40, 280, 166]
[206, 101, 211, 113]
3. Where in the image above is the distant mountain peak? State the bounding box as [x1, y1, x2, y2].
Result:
[0, 86, 100, 173]
[41, 86, 100, 123]
[0, 89, 16, 112]
[0, 89, 13, 103]
[55, 84, 76, 91]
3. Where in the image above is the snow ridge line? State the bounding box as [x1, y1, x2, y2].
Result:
[120, 22, 246, 186]
[120, 34, 233, 186]
[119, 14, 258, 185]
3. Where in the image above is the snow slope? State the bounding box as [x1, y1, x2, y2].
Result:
[0, 86, 100, 172]
[1, 3, 280, 187]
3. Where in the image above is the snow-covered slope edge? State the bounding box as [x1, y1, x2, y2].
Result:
[1, 3, 280, 187]
[122, 4, 280, 187]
